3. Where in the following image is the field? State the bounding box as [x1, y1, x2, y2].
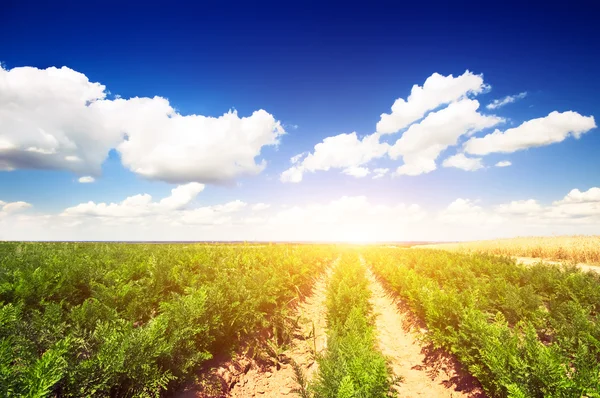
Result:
[1, 242, 599, 397]
[417, 235, 600, 265]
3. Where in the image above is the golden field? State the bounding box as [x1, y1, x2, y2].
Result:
[418, 235, 600, 265]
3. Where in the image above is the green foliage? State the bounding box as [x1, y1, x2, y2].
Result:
[312, 253, 396, 398]
[0, 242, 337, 396]
[364, 248, 600, 398]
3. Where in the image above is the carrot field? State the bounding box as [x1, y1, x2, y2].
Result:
[1, 242, 599, 397]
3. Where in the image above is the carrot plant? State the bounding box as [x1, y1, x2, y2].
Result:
[311, 252, 396, 398]
[0, 242, 337, 397]
[364, 248, 600, 398]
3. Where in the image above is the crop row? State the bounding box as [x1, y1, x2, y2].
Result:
[0, 242, 337, 397]
[364, 248, 600, 397]
[309, 252, 395, 397]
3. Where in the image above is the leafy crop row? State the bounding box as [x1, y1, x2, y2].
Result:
[0, 242, 337, 397]
[309, 252, 396, 398]
[364, 248, 600, 398]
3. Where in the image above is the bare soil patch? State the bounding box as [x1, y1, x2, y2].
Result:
[516, 256, 600, 274]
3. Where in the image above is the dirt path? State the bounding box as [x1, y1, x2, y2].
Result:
[365, 267, 484, 398]
[515, 256, 600, 274]
[223, 265, 332, 397]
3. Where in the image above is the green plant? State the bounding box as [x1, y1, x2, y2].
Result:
[312, 253, 396, 398]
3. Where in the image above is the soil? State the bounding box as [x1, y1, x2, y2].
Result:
[365, 267, 486, 398]
[515, 256, 600, 274]
[177, 266, 332, 397]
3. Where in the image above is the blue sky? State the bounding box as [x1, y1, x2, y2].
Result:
[0, 1, 599, 241]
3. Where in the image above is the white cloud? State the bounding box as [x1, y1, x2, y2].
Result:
[3, 187, 600, 241]
[544, 189, 600, 220]
[290, 152, 306, 164]
[0, 66, 120, 176]
[372, 168, 389, 179]
[0, 200, 32, 216]
[438, 198, 503, 225]
[252, 203, 271, 211]
[388, 99, 502, 175]
[179, 200, 247, 225]
[58, 183, 254, 229]
[376, 70, 487, 134]
[342, 166, 370, 178]
[281, 132, 389, 183]
[62, 182, 204, 218]
[78, 176, 95, 183]
[157, 183, 205, 210]
[553, 187, 600, 205]
[492, 188, 600, 224]
[442, 153, 484, 171]
[279, 71, 592, 181]
[496, 199, 542, 215]
[464, 111, 596, 155]
[280, 166, 305, 183]
[115, 107, 284, 184]
[0, 65, 284, 183]
[486, 92, 527, 110]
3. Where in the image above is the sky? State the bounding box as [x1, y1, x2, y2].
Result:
[0, 1, 599, 241]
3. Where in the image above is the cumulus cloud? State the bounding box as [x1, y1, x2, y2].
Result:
[62, 183, 204, 218]
[442, 153, 484, 171]
[58, 183, 257, 228]
[281, 132, 389, 182]
[115, 106, 284, 184]
[496, 199, 542, 215]
[376, 70, 487, 134]
[486, 92, 527, 110]
[0, 65, 284, 183]
[493, 188, 600, 223]
[543, 188, 600, 221]
[372, 168, 389, 179]
[388, 99, 502, 175]
[0, 66, 120, 175]
[3, 187, 600, 241]
[553, 187, 600, 205]
[438, 198, 503, 225]
[464, 111, 596, 155]
[251, 203, 271, 211]
[281, 70, 593, 182]
[0, 200, 32, 217]
[158, 183, 205, 210]
[78, 176, 95, 183]
[280, 166, 305, 183]
[342, 166, 370, 178]
[290, 152, 306, 164]
[179, 200, 247, 225]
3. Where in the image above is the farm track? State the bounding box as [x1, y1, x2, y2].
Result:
[516, 256, 600, 274]
[364, 265, 485, 398]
